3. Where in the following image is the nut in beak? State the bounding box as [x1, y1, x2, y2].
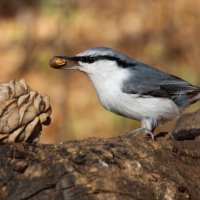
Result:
[49, 56, 80, 70]
[49, 56, 68, 68]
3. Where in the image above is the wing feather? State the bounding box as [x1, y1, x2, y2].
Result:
[122, 63, 199, 108]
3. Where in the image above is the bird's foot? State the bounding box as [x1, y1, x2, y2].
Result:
[155, 132, 175, 140]
[144, 130, 155, 141]
[126, 128, 155, 140]
[165, 132, 175, 140]
[126, 128, 144, 137]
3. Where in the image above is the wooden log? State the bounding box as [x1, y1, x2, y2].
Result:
[0, 109, 200, 200]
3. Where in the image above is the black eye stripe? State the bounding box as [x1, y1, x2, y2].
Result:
[74, 55, 120, 63]
[87, 56, 95, 63]
[72, 56, 94, 63]
[73, 55, 137, 68]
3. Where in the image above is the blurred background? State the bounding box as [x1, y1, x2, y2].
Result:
[0, 0, 199, 143]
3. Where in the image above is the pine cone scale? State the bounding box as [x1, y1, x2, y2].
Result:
[0, 79, 51, 143]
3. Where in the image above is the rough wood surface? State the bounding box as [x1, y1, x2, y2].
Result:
[0, 110, 200, 200]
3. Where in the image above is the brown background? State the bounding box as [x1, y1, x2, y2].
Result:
[0, 0, 199, 143]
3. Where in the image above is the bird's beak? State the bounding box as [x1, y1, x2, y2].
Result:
[49, 56, 80, 70]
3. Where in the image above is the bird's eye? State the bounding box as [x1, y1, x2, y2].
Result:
[87, 56, 95, 63]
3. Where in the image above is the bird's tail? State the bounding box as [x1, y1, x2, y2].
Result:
[189, 89, 200, 104]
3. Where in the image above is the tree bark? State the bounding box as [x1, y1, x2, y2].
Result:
[0, 110, 200, 200]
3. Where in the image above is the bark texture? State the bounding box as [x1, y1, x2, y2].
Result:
[0, 110, 200, 200]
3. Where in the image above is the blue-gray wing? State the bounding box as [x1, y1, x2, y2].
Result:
[121, 63, 199, 108]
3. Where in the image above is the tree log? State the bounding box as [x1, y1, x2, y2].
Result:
[0, 110, 200, 200]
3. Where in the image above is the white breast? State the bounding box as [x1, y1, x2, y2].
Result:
[85, 61, 180, 124]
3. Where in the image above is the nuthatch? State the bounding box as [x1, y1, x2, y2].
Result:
[50, 47, 200, 140]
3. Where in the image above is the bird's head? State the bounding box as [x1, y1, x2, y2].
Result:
[49, 47, 134, 75]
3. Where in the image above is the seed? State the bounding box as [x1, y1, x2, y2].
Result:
[49, 57, 67, 68]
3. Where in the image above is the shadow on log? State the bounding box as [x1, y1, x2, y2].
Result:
[0, 110, 200, 200]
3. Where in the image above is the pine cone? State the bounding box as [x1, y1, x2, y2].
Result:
[0, 79, 51, 143]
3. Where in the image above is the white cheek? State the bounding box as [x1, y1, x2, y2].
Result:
[77, 62, 91, 73]
[78, 60, 117, 75]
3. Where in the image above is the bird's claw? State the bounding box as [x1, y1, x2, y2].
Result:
[145, 130, 155, 140]
[126, 128, 144, 137]
[126, 128, 155, 140]
[166, 132, 175, 140]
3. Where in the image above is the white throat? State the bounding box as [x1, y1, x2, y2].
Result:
[80, 60, 130, 110]
[78, 60, 180, 123]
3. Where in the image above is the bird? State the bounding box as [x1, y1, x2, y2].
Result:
[49, 47, 200, 140]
